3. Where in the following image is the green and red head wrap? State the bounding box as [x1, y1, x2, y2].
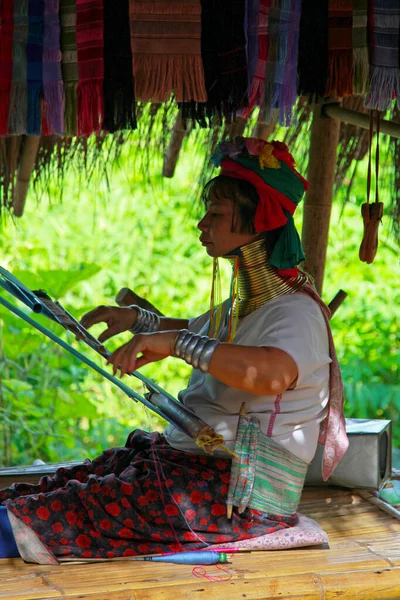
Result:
[211, 137, 309, 274]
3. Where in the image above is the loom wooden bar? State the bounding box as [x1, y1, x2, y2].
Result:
[301, 107, 341, 295]
[323, 103, 400, 139]
[1, 486, 399, 600]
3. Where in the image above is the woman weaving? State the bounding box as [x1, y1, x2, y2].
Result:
[0, 138, 347, 562]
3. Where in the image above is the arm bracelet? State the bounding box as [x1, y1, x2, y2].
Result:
[173, 330, 219, 373]
[129, 305, 161, 334]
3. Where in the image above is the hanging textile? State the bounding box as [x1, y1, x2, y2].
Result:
[103, 0, 136, 132]
[365, 0, 400, 110]
[201, 0, 248, 118]
[27, 0, 44, 135]
[246, 0, 261, 95]
[128, 1, 207, 104]
[297, 0, 328, 98]
[244, 0, 271, 117]
[325, 0, 354, 98]
[272, 0, 302, 125]
[352, 0, 369, 94]
[261, 0, 281, 122]
[8, 0, 28, 135]
[42, 0, 64, 135]
[0, 0, 14, 136]
[76, 0, 104, 136]
[60, 0, 78, 135]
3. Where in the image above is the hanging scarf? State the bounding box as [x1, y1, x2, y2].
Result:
[0, 0, 14, 135]
[103, 0, 136, 133]
[365, 0, 400, 111]
[243, 0, 271, 118]
[352, 0, 369, 94]
[42, 0, 64, 135]
[246, 0, 261, 94]
[76, 0, 104, 136]
[8, 0, 28, 134]
[27, 0, 44, 135]
[297, 0, 328, 98]
[261, 0, 281, 123]
[60, 0, 78, 136]
[129, 1, 207, 104]
[325, 0, 354, 98]
[272, 0, 301, 125]
[201, 0, 248, 118]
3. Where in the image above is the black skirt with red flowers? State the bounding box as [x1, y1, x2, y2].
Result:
[0, 430, 297, 559]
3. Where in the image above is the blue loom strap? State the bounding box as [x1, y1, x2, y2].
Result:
[0, 506, 20, 558]
[0, 295, 175, 426]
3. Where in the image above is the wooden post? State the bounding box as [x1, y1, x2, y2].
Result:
[301, 106, 340, 295]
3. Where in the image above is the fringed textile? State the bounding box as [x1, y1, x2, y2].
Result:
[201, 0, 248, 118]
[60, 0, 78, 135]
[352, 0, 369, 94]
[0, 0, 14, 136]
[103, 0, 136, 133]
[365, 0, 400, 110]
[8, 0, 28, 135]
[297, 0, 328, 98]
[261, 0, 281, 123]
[42, 0, 64, 135]
[246, 0, 261, 95]
[272, 0, 301, 125]
[243, 0, 271, 118]
[325, 0, 354, 98]
[129, 1, 207, 104]
[27, 0, 44, 135]
[76, 0, 104, 136]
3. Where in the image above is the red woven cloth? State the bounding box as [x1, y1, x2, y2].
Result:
[0, 0, 14, 135]
[325, 0, 354, 97]
[1, 431, 296, 561]
[76, 0, 104, 136]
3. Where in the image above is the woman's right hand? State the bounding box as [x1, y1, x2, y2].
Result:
[80, 306, 138, 343]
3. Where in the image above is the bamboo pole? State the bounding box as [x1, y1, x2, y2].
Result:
[301, 106, 341, 295]
[323, 103, 400, 139]
[13, 135, 40, 217]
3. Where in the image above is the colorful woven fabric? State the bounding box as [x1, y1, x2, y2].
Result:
[303, 285, 348, 481]
[365, 0, 400, 110]
[244, 0, 271, 117]
[27, 0, 44, 135]
[1, 430, 295, 562]
[42, 0, 64, 135]
[298, 0, 329, 98]
[261, 0, 281, 122]
[76, 0, 104, 136]
[227, 415, 308, 516]
[60, 0, 78, 135]
[272, 0, 302, 124]
[201, 0, 248, 117]
[129, 1, 206, 103]
[246, 0, 261, 95]
[325, 0, 354, 98]
[352, 0, 369, 94]
[103, 0, 136, 133]
[0, 0, 14, 135]
[8, 0, 28, 134]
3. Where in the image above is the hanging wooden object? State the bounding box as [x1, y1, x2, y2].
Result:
[359, 112, 384, 264]
[162, 112, 191, 178]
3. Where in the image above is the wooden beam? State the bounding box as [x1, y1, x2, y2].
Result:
[322, 103, 400, 139]
[301, 107, 340, 295]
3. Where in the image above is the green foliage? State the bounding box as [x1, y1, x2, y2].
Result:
[0, 144, 398, 466]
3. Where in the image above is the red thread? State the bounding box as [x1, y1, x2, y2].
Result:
[192, 564, 233, 582]
[267, 393, 282, 436]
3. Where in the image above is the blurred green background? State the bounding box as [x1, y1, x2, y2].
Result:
[0, 138, 398, 467]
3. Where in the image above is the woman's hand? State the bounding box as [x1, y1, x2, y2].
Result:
[107, 331, 178, 376]
[80, 306, 138, 343]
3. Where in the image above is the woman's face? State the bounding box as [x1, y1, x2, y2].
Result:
[197, 194, 258, 257]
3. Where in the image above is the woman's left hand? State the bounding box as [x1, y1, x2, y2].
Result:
[107, 331, 178, 376]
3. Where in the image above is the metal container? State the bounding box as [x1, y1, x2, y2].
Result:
[306, 418, 392, 489]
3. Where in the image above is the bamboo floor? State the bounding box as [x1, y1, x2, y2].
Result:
[1, 485, 400, 600]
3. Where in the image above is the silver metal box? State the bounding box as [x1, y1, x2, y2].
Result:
[306, 418, 392, 489]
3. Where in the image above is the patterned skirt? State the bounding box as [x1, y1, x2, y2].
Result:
[0, 430, 297, 559]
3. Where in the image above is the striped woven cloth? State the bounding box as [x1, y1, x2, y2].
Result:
[129, 0, 207, 103]
[60, 0, 78, 135]
[0, 0, 14, 135]
[325, 0, 354, 97]
[352, 0, 369, 94]
[42, 0, 64, 135]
